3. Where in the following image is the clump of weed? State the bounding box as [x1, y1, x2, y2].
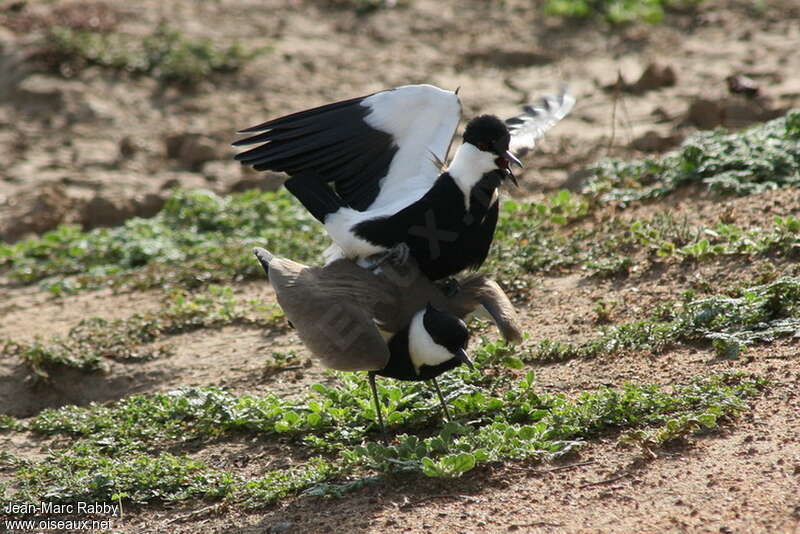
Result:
[586, 255, 633, 278]
[0, 415, 21, 432]
[12, 446, 235, 505]
[2, 368, 764, 509]
[619, 373, 766, 452]
[527, 338, 585, 362]
[526, 189, 590, 225]
[585, 110, 800, 202]
[0, 188, 325, 291]
[680, 277, 800, 356]
[237, 459, 334, 507]
[487, 190, 592, 285]
[526, 277, 800, 362]
[39, 23, 266, 83]
[592, 299, 619, 323]
[543, 0, 702, 24]
[489, 195, 799, 285]
[584, 211, 800, 276]
[262, 350, 305, 377]
[1, 285, 283, 379]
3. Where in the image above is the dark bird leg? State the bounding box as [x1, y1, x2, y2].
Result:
[430, 377, 452, 422]
[368, 371, 388, 444]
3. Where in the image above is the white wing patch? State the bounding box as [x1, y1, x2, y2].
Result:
[324, 208, 388, 259]
[363, 85, 461, 211]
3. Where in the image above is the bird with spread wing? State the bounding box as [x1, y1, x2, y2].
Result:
[235, 84, 574, 281]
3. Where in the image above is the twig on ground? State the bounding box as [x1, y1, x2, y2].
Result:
[399, 494, 474, 509]
[165, 503, 225, 524]
[578, 472, 632, 489]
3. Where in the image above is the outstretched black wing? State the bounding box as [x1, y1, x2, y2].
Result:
[234, 84, 461, 212]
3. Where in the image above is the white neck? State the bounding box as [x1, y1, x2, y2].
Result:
[408, 310, 454, 373]
[446, 143, 498, 208]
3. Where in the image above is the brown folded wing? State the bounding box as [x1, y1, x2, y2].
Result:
[268, 258, 395, 371]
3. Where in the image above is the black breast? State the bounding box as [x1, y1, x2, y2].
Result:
[353, 173, 501, 280]
[377, 329, 461, 381]
[377, 327, 421, 381]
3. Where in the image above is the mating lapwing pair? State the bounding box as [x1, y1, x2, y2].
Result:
[237, 84, 574, 437]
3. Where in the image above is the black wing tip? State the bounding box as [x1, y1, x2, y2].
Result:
[232, 144, 264, 162]
[237, 124, 267, 134]
[232, 137, 261, 148]
[231, 122, 284, 148]
[234, 93, 370, 138]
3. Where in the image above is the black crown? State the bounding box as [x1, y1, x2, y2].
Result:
[463, 114, 510, 151]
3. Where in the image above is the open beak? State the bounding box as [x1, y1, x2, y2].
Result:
[455, 348, 474, 370]
[496, 150, 522, 187]
[505, 150, 523, 168]
[506, 170, 519, 188]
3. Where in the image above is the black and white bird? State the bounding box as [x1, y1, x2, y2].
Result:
[236, 85, 574, 280]
[252, 246, 522, 436]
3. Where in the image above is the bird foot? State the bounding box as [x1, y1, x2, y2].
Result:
[387, 242, 410, 265]
[366, 242, 410, 270]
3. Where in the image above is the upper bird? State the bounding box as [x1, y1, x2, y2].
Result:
[235, 84, 574, 280]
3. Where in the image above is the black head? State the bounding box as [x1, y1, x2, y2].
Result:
[382, 303, 473, 381]
[423, 303, 470, 357]
[463, 114, 511, 155]
[462, 115, 522, 183]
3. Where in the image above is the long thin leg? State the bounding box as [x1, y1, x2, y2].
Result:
[368, 372, 388, 444]
[430, 377, 452, 422]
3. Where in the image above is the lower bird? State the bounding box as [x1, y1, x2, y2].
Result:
[253, 246, 521, 437]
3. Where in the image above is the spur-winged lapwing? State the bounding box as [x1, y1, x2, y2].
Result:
[252, 246, 522, 436]
[236, 85, 574, 280]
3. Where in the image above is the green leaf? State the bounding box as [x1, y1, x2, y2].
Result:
[420, 457, 443, 477]
[442, 453, 476, 475]
[502, 356, 525, 369]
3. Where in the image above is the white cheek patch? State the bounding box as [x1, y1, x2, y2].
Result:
[446, 143, 499, 210]
[408, 311, 453, 373]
